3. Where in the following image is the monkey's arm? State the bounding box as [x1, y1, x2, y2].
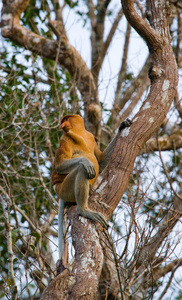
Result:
[98, 118, 132, 173]
[55, 157, 96, 180]
[66, 131, 89, 150]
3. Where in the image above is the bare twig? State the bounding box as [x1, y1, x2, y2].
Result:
[103, 230, 124, 300]
[35, 140, 58, 207]
[157, 136, 182, 201]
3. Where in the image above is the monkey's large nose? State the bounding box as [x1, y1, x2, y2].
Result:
[60, 121, 68, 129]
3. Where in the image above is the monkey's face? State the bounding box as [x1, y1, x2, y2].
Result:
[60, 115, 85, 133]
[60, 118, 72, 132]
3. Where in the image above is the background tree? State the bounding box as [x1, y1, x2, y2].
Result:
[0, 0, 182, 299]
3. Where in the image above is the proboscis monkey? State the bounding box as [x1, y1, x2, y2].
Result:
[52, 114, 132, 260]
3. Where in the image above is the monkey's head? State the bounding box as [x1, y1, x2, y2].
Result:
[60, 115, 85, 132]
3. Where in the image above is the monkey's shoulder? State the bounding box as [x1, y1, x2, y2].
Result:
[83, 130, 95, 141]
[80, 130, 96, 146]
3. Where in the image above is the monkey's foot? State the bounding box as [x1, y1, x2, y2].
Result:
[56, 259, 66, 276]
[94, 211, 109, 229]
[78, 209, 109, 229]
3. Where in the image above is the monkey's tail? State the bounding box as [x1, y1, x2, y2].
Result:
[58, 199, 64, 260]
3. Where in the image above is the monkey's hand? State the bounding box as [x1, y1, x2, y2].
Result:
[79, 158, 96, 179]
[119, 118, 132, 132]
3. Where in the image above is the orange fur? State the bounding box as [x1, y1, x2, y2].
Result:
[52, 115, 102, 190]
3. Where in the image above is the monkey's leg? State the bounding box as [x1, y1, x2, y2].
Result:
[75, 166, 109, 229]
[60, 166, 108, 228]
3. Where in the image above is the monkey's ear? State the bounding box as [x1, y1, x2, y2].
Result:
[119, 118, 132, 132]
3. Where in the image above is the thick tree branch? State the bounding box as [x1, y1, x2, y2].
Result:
[121, 0, 163, 50]
[141, 129, 182, 154]
[153, 258, 182, 284]
[175, 11, 182, 66]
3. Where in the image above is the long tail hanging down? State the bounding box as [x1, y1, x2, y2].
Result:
[58, 199, 64, 260]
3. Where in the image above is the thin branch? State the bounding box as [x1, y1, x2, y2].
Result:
[174, 93, 182, 118]
[103, 230, 124, 300]
[36, 100, 54, 163]
[88, 0, 96, 51]
[102, 8, 123, 61]
[40, 210, 57, 234]
[112, 21, 131, 127]
[0, 63, 50, 85]
[91, 1, 107, 83]
[0, 195, 17, 300]
[14, 205, 41, 234]
[158, 136, 182, 201]
[118, 81, 150, 124]
[35, 141, 59, 207]
[114, 22, 131, 105]
[136, 210, 181, 269]
[112, 55, 151, 123]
